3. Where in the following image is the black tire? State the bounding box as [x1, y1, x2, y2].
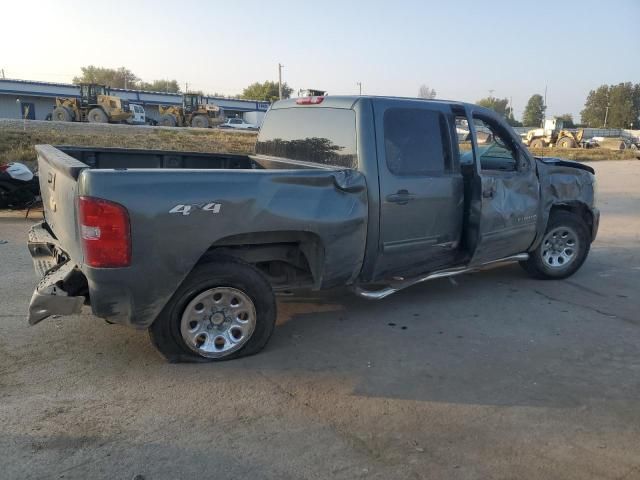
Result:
[557, 136, 577, 148]
[52, 106, 72, 122]
[87, 108, 108, 123]
[529, 138, 545, 149]
[520, 211, 590, 280]
[158, 114, 176, 127]
[149, 256, 277, 363]
[191, 115, 209, 128]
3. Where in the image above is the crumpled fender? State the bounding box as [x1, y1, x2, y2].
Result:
[532, 157, 598, 249]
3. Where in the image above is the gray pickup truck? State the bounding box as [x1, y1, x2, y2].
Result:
[27, 95, 599, 362]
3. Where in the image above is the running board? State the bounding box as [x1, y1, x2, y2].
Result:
[353, 253, 529, 300]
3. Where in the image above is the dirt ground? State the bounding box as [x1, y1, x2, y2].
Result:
[0, 161, 639, 480]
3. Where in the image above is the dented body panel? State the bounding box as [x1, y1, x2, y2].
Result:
[27, 96, 598, 330]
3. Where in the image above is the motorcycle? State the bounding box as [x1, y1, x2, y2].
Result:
[0, 162, 41, 210]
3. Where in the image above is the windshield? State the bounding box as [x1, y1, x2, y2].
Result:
[256, 107, 357, 169]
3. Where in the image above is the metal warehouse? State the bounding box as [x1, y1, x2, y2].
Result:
[0, 78, 270, 124]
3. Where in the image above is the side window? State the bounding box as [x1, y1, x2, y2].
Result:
[384, 108, 451, 176]
[472, 118, 521, 172]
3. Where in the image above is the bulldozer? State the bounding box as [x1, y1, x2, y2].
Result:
[158, 93, 223, 128]
[524, 118, 584, 149]
[52, 83, 132, 123]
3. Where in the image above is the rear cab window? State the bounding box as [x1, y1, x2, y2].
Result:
[256, 108, 357, 169]
[383, 108, 452, 175]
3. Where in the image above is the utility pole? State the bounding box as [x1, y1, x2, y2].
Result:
[278, 63, 284, 100]
[604, 104, 610, 128]
[543, 84, 548, 127]
[488, 89, 495, 97]
[357, 82, 362, 95]
[1, 69, 5, 79]
[185, 82, 189, 93]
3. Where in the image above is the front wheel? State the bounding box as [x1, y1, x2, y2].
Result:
[149, 257, 276, 362]
[520, 211, 591, 279]
[87, 108, 108, 123]
[191, 115, 209, 128]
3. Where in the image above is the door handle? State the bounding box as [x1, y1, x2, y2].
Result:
[386, 190, 415, 205]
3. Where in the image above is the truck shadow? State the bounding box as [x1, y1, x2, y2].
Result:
[255, 259, 640, 409]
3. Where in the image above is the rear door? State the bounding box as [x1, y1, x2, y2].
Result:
[372, 100, 464, 278]
[459, 110, 540, 264]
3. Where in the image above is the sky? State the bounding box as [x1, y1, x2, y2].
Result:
[2, 0, 639, 119]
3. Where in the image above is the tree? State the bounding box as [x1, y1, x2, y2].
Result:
[241, 81, 292, 102]
[418, 84, 436, 99]
[138, 79, 181, 93]
[73, 66, 139, 89]
[557, 113, 575, 128]
[581, 83, 640, 128]
[522, 94, 546, 127]
[475, 96, 521, 126]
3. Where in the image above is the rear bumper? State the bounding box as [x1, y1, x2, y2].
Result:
[27, 222, 86, 325]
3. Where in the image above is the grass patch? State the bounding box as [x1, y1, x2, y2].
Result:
[527, 147, 638, 162]
[0, 121, 257, 167]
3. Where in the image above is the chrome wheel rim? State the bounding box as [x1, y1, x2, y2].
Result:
[541, 226, 579, 269]
[180, 287, 256, 358]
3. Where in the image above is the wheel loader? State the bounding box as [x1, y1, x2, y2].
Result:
[52, 83, 132, 123]
[158, 94, 224, 128]
[524, 118, 584, 149]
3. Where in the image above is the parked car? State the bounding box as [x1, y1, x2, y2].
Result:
[27, 95, 598, 362]
[219, 117, 258, 130]
[126, 104, 146, 125]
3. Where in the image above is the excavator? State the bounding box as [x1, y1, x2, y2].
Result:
[52, 83, 132, 123]
[158, 93, 223, 128]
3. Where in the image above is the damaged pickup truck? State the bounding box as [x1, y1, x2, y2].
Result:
[27, 96, 598, 362]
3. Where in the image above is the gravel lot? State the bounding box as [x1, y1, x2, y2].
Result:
[1, 161, 639, 480]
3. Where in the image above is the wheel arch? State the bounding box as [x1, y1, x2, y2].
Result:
[195, 230, 326, 290]
[548, 202, 594, 241]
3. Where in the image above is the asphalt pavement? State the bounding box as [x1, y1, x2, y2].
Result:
[1, 160, 639, 480]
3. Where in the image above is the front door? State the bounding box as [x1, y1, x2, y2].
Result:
[373, 101, 464, 279]
[462, 111, 540, 264]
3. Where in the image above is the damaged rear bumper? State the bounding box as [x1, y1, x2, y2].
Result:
[28, 262, 85, 325]
[27, 222, 86, 325]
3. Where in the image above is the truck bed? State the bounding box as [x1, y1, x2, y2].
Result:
[53, 145, 337, 176]
[33, 144, 369, 328]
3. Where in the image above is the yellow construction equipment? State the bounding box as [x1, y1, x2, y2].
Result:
[524, 118, 584, 148]
[52, 83, 132, 123]
[158, 93, 223, 128]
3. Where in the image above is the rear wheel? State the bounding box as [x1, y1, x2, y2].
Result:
[87, 108, 108, 123]
[191, 115, 209, 128]
[520, 211, 590, 279]
[158, 114, 176, 127]
[557, 136, 577, 148]
[529, 138, 545, 149]
[149, 257, 276, 362]
[52, 106, 72, 122]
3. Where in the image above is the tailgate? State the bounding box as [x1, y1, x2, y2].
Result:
[35, 145, 88, 262]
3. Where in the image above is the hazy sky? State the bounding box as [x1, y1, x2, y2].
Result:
[3, 0, 639, 119]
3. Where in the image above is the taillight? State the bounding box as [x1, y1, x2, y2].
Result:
[78, 196, 131, 268]
[296, 96, 324, 105]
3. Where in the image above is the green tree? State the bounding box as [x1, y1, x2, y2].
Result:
[138, 79, 181, 93]
[580, 83, 640, 128]
[476, 96, 520, 126]
[522, 94, 546, 127]
[241, 81, 293, 102]
[73, 65, 139, 89]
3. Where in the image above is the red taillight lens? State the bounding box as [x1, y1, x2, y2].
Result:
[296, 96, 324, 105]
[78, 196, 131, 268]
